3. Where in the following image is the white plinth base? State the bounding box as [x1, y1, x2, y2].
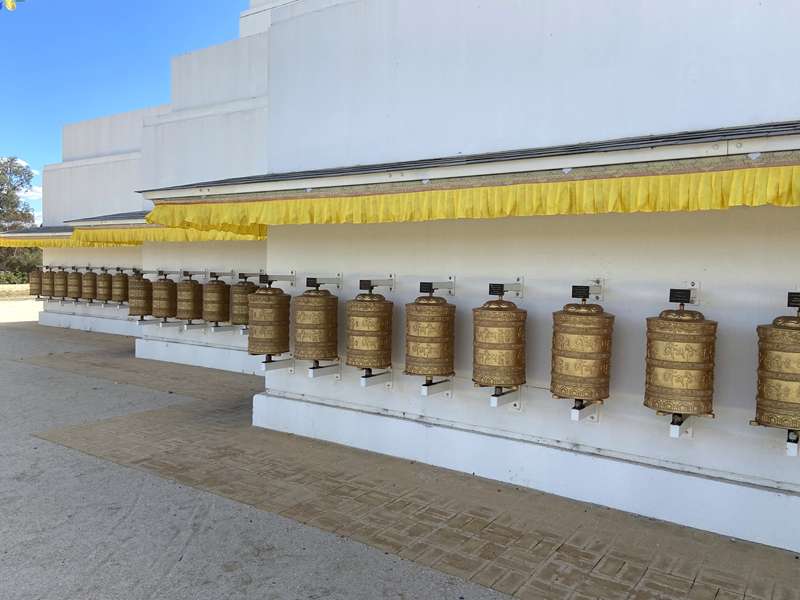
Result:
[136, 338, 263, 375]
[253, 392, 800, 553]
[39, 310, 142, 336]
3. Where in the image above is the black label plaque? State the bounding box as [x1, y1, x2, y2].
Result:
[571, 285, 591, 299]
[489, 283, 505, 296]
[419, 282, 434, 294]
[258, 274, 270, 285]
[359, 279, 372, 291]
[788, 292, 800, 308]
[306, 277, 318, 288]
[669, 288, 693, 304]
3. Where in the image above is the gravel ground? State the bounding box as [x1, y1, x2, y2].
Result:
[0, 305, 505, 600]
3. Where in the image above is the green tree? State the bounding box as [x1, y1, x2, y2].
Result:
[0, 156, 41, 275]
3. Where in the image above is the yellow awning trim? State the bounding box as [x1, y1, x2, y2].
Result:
[73, 226, 266, 244]
[0, 237, 136, 248]
[146, 164, 800, 234]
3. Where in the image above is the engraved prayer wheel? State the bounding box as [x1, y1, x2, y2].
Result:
[248, 286, 291, 356]
[96, 272, 112, 302]
[53, 270, 67, 298]
[644, 309, 717, 416]
[41, 270, 54, 298]
[203, 280, 230, 324]
[473, 299, 527, 388]
[404, 295, 455, 377]
[231, 280, 258, 325]
[346, 293, 393, 369]
[294, 288, 339, 361]
[755, 315, 800, 430]
[176, 279, 203, 321]
[67, 271, 82, 300]
[551, 302, 615, 402]
[29, 269, 42, 296]
[152, 278, 177, 319]
[81, 271, 97, 301]
[128, 274, 153, 317]
[111, 272, 129, 303]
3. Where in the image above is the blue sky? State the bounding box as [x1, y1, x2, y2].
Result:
[0, 0, 249, 222]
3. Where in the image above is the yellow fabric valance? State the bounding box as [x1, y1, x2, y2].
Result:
[145, 164, 800, 234]
[0, 237, 136, 248]
[72, 225, 266, 244]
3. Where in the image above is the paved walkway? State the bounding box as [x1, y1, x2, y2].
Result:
[2, 307, 799, 599]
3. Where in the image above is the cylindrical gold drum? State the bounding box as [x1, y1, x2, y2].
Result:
[231, 281, 258, 325]
[176, 279, 203, 321]
[53, 271, 67, 298]
[294, 289, 339, 361]
[128, 274, 153, 317]
[81, 271, 97, 301]
[405, 295, 455, 377]
[346, 293, 393, 369]
[111, 272, 129, 303]
[473, 299, 527, 388]
[96, 272, 112, 302]
[551, 303, 614, 402]
[41, 270, 54, 298]
[29, 269, 42, 296]
[203, 280, 230, 324]
[644, 309, 717, 416]
[67, 271, 82, 300]
[248, 287, 291, 356]
[152, 278, 177, 319]
[755, 315, 800, 430]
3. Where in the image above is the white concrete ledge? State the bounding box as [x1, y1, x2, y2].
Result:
[39, 310, 141, 337]
[253, 392, 800, 553]
[136, 338, 263, 375]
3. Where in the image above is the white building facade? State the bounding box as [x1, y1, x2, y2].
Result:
[9, 0, 800, 552]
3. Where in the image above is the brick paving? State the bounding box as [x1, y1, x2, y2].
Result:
[36, 385, 800, 600]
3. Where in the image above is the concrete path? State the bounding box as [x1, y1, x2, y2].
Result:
[0, 307, 504, 600]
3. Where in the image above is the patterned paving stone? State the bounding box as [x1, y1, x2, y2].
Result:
[35, 374, 800, 599]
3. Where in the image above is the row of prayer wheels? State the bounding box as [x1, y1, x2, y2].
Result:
[29, 268, 800, 433]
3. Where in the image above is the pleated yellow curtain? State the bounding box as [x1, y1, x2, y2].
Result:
[72, 226, 266, 244]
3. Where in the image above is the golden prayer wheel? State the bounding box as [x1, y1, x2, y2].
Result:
[81, 271, 97, 301]
[41, 270, 54, 298]
[152, 278, 177, 319]
[128, 274, 153, 318]
[176, 279, 203, 321]
[473, 298, 527, 388]
[551, 302, 614, 403]
[67, 271, 82, 300]
[29, 269, 42, 296]
[755, 313, 800, 430]
[203, 279, 231, 324]
[346, 293, 393, 370]
[53, 270, 67, 298]
[294, 288, 339, 361]
[405, 295, 455, 378]
[644, 308, 717, 416]
[231, 280, 258, 326]
[248, 286, 291, 356]
[96, 272, 112, 302]
[111, 272, 129, 303]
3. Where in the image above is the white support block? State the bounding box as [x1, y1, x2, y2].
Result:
[307, 361, 341, 379]
[571, 403, 600, 423]
[208, 325, 237, 333]
[260, 357, 295, 374]
[670, 418, 694, 439]
[489, 388, 521, 409]
[420, 379, 452, 397]
[787, 441, 799, 457]
[182, 322, 207, 331]
[158, 321, 184, 328]
[359, 369, 392, 388]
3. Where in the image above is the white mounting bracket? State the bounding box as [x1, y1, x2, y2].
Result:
[587, 278, 605, 302]
[158, 321, 183, 328]
[787, 431, 799, 457]
[489, 387, 522, 410]
[208, 325, 237, 333]
[261, 355, 295, 374]
[360, 275, 395, 293]
[571, 402, 600, 423]
[418, 277, 456, 297]
[669, 416, 694, 439]
[181, 322, 207, 332]
[259, 271, 296, 287]
[680, 280, 701, 305]
[489, 278, 523, 299]
[239, 327, 249, 336]
[307, 360, 341, 380]
[360, 368, 393, 389]
[420, 379, 452, 398]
